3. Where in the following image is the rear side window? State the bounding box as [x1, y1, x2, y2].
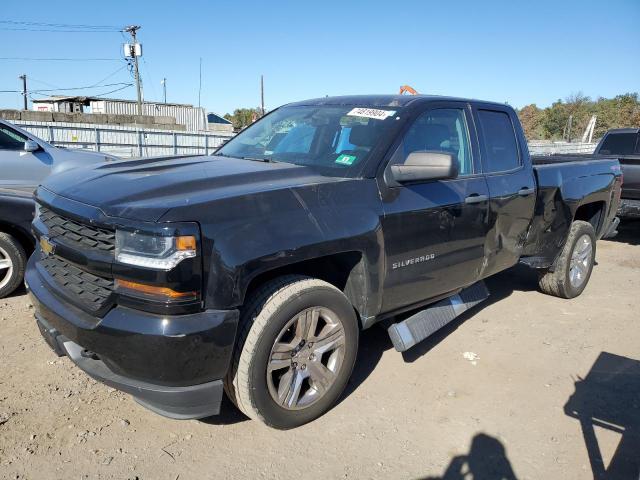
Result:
[598, 133, 637, 155]
[477, 110, 520, 172]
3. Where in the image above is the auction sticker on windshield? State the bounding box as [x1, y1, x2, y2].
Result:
[347, 107, 395, 120]
[335, 154, 357, 165]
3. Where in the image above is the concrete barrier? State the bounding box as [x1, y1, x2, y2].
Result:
[0, 109, 181, 130]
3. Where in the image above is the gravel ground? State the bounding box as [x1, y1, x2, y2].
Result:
[1, 221, 638, 480]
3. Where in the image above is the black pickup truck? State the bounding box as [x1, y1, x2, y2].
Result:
[26, 95, 622, 429]
[594, 128, 640, 218]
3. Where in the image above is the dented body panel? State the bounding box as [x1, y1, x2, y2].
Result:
[522, 158, 622, 267]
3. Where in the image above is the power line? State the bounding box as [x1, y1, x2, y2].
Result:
[0, 82, 132, 93]
[0, 57, 121, 62]
[28, 82, 133, 99]
[0, 27, 120, 33]
[0, 20, 121, 29]
[0, 20, 121, 32]
[92, 84, 134, 97]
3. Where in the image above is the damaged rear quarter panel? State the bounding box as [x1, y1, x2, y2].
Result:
[522, 161, 619, 266]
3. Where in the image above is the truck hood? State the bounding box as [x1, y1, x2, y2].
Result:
[40, 155, 342, 222]
[50, 148, 120, 175]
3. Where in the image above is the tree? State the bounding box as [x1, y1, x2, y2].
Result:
[521, 92, 640, 142]
[223, 108, 263, 130]
[517, 104, 545, 140]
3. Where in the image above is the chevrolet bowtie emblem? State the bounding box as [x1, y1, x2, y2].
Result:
[40, 236, 55, 256]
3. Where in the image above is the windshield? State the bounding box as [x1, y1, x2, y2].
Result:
[216, 105, 400, 175]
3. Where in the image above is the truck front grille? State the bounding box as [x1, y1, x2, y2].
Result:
[40, 255, 114, 314]
[40, 206, 115, 253]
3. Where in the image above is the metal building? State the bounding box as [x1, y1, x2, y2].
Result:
[90, 98, 207, 131]
[33, 96, 208, 131]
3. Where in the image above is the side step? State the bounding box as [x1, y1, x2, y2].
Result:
[387, 281, 489, 352]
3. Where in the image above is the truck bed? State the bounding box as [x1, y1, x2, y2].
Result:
[521, 156, 622, 267]
[533, 152, 639, 217]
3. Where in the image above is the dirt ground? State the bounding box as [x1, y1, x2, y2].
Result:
[1, 221, 638, 480]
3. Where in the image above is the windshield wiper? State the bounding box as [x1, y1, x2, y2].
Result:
[241, 156, 277, 163]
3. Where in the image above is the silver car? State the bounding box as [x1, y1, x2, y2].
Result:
[0, 120, 119, 298]
[0, 120, 118, 187]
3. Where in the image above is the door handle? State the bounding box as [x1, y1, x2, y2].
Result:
[518, 187, 534, 196]
[464, 194, 488, 204]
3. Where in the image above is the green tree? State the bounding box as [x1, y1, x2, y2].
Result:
[223, 108, 263, 130]
[517, 104, 545, 140]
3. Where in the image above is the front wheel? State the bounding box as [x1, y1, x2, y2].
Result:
[538, 220, 596, 299]
[0, 232, 27, 299]
[225, 275, 359, 429]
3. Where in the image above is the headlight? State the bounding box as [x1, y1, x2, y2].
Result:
[115, 229, 197, 270]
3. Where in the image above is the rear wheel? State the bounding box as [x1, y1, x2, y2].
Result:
[225, 275, 358, 429]
[0, 233, 27, 299]
[538, 220, 596, 299]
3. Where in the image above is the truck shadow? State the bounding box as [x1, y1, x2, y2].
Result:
[199, 396, 250, 425]
[417, 432, 518, 480]
[401, 264, 539, 363]
[605, 219, 640, 246]
[564, 351, 640, 479]
[342, 263, 539, 403]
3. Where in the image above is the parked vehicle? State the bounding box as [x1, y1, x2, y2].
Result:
[531, 128, 639, 221]
[594, 128, 640, 218]
[0, 120, 119, 297]
[26, 95, 622, 429]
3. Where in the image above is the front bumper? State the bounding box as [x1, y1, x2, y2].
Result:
[26, 255, 239, 420]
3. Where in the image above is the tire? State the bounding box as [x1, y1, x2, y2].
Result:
[225, 275, 359, 429]
[0, 232, 27, 299]
[538, 220, 596, 299]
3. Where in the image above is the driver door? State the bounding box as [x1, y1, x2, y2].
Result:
[379, 103, 490, 313]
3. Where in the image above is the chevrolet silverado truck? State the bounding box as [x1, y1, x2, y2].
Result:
[26, 95, 622, 429]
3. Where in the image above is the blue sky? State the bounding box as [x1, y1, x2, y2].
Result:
[1, 0, 638, 115]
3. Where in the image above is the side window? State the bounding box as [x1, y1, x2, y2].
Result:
[401, 108, 473, 175]
[0, 127, 27, 151]
[477, 110, 520, 172]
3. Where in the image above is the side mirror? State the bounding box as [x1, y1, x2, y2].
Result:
[24, 140, 40, 152]
[390, 151, 458, 183]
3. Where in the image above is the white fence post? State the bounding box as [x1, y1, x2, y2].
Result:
[137, 129, 143, 157]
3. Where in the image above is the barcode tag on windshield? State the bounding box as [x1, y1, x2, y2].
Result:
[347, 107, 395, 120]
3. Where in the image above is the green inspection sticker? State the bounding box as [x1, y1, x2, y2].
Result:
[335, 154, 357, 165]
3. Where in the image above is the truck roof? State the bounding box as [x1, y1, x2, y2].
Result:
[603, 127, 640, 135]
[286, 94, 510, 109]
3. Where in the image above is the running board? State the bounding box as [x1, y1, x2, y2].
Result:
[387, 281, 489, 352]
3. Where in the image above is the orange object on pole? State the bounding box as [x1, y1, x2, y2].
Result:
[399, 85, 418, 95]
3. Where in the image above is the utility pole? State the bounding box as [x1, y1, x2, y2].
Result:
[124, 25, 143, 116]
[198, 58, 202, 109]
[260, 75, 265, 116]
[19, 74, 27, 110]
[161, 78, 167, 104]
